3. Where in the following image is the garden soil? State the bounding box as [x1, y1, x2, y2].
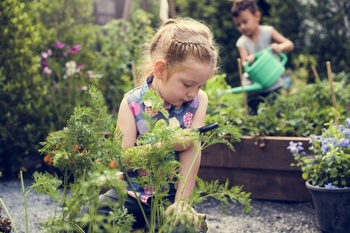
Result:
[0, 179, 321, 233]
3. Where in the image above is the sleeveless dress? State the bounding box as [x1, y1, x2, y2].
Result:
[124, 76, 200, 205]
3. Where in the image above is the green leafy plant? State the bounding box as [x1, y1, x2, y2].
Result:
[204, 73, 350, 137]
[31, 86, 251, 232]
[0, 0, 49, 179]
[288, 113, 350, 188]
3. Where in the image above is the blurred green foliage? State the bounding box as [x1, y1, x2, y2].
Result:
[204, 74, 350, 137]
[176, 0, 350, 86]
[1, 0, 349, 179]
[0, 0, 153, 179]
[95, 9, 154, 114]
[0, 0, 48, 179]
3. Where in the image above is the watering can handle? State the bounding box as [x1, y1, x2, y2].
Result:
[267, 47, 288, 65]
[279, 51, 288, 66]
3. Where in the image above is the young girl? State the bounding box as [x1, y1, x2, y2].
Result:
[96, 17, 219, 232]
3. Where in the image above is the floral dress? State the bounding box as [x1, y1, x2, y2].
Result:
[124, 76, 199, 205]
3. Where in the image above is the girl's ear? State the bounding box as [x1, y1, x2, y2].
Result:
[154, 59, 167, 80]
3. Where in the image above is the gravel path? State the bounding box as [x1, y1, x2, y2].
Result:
[0, 179, 321, 233]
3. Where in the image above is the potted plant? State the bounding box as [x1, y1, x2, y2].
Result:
[198, 73, 350, 201]
[287, 114, 350, 233]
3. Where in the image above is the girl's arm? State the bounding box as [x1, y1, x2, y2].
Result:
[116, 97, 138, 149]
[175, 89, 208, 201]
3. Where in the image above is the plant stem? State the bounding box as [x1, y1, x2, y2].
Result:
[0, 198, 19, 233]
[20, 171, 29, 233]
[121, 167, 150, 230]
[62, 168, 69, 222]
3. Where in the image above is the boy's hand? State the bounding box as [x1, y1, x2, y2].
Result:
[245, 54, 255, 65]
[271, 43, 283, 54]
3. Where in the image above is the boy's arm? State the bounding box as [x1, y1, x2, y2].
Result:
[271, 28, 294, 54]
[237, 47, 255, 65]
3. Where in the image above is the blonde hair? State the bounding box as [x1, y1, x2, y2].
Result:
[136, 17, 219, 85]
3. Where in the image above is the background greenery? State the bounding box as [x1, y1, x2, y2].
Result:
[1, 0, 349, 179]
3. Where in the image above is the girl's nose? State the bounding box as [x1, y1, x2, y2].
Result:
[187, 89, 197, 99]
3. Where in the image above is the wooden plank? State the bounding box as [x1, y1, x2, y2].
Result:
[201, 136, 312, 171]
[198, 167, 311, 202]
[199, 136, 312, 201]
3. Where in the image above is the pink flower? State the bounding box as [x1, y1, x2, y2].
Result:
[62, 52, 67, 57]
[41, 52, 48, 60]
[55, 41, 66, 49]
[76, 64, 85, 71]
[43, 67, 52, 76]
[69, 45, 81, 54]
[76, 85, 88, 91]
[47, 49, 52, 56]
[87, 70, 103, 79]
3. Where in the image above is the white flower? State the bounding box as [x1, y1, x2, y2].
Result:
[65, 61, 78, 77]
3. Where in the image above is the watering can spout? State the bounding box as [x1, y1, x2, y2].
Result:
[229, 82, 264, 94]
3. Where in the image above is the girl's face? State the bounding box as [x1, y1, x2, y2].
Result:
[233, 9, 260, 38]
[155, 58, 214, 108]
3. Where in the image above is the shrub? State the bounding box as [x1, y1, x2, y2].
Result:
[0, 0, 49, 179]
[204, 73, 350, 137]
[95, 9, 154, 114]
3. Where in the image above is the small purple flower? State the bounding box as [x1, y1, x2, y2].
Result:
[41, 61, 49, 68]
[339, 138, 350, 148]
[324, 183, 339, 189]
[62, 52, 67, 57]
[55, 41, 66, 49]
[346, 118, 350, 128]
[287, 141, 304, 156]
[321, 141, 330, 153]
[69, 45, 81, 54]
[43, 67, 52, 76]
[338, 125, 345, 132]
[343, 129, 350, 137]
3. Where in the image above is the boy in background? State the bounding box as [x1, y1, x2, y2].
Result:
[231, 0, 294, 114]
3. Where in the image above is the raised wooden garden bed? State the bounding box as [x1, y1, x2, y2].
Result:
[198, 136, 312, 202]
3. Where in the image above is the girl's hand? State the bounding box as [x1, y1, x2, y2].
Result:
[172, 128, 197, 151]
[165, 201, 207, 230]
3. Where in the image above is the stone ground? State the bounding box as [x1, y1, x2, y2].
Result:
[0, 179, 322, 233]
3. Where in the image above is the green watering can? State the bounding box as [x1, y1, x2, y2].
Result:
[230, 47, 288, 94]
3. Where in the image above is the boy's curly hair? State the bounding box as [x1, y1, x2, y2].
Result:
[231, 0, 259, 18]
